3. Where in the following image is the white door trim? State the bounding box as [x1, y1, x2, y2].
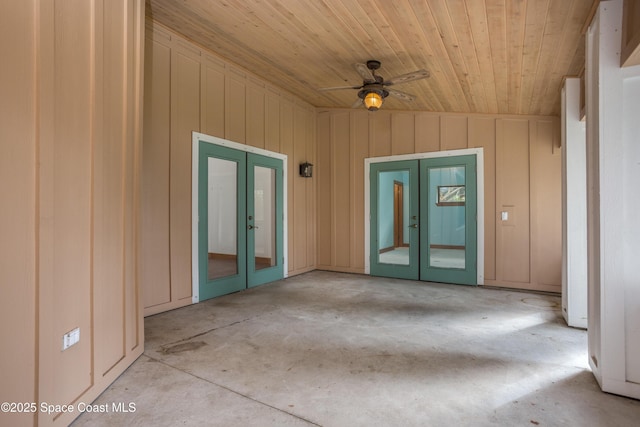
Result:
[191, 131, 288, 303]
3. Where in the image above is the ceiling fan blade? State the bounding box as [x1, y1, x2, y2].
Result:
[387, 89, 416, 103]
[354, 63, 376, 83]
[318, 85, 362, 91]
[351, 98, 364, 109]
[385, 69, 430, 86]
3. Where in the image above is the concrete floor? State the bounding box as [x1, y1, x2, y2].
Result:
[73, 271, 640, 426]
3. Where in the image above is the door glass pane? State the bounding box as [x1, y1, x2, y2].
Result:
[377, 170, 410, 265]
[208, 157, 238, 280]
[253, 166, 276, 271]
[428, 166, 466, 269]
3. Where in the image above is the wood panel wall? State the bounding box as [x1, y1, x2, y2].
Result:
[317, 110, 561, 293]
[0, 2, 37, 426]
[142, 21, 317, 316]
[0, 1, 145, 426]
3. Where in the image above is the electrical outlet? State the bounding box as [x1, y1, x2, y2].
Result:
[62, 327, 80, 351]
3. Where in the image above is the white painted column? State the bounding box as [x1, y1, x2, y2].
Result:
[585, 0, 640, 399]
[561, 78, 587, 329]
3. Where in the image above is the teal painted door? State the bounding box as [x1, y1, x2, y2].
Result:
[198, 143, 284, 301]
[370, 155, 477, 285]
[199, 142, 247, 300]
[419, 155, 477, 285]
[247, 153, 284, 288]
[370, 160, 420, 280]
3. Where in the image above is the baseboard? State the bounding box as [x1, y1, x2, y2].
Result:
[208, 252, 237, 260]
[430, 244, 465, 250]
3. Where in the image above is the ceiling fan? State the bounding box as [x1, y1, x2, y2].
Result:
[318, 60, 430, 111]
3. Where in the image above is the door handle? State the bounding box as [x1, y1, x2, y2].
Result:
[248, 225, 259, 230]
[408, 224, 418, 228]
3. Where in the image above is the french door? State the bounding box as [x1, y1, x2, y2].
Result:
[370, 155, 477, 285]
[198, 142, 284, 301]
[419, 155, 477, 285]
[370, 160, 420, 280]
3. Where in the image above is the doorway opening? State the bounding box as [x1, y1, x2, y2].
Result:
[191, 132, 287, 303]
[365, 148, 484, 285]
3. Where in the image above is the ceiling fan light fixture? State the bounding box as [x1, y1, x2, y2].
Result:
[319, 60, 428, 111]
[363, 91, 383, 111]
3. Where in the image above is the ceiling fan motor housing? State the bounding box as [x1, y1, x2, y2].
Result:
[357, 84, 389, 100]
[366, 59, 381, 70]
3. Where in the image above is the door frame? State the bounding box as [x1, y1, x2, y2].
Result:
[191, 132, 288, 303]
[364, 148, 485, 285]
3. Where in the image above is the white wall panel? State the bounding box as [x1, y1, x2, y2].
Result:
[561, 78, 588, 329]
[586, 0, 640, 398]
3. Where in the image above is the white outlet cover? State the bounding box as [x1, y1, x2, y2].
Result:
[62, 327, 80, 351]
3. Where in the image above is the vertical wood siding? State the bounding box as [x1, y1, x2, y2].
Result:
[317, 109, 561, 293]
[0, 1, 147, 426]
[142, 21, 317, 316]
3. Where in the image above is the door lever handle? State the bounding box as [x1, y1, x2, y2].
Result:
[408, 224, 418, 228]
[248, 225, 259, 230]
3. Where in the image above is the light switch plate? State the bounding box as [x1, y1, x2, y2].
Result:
[500, 206, 515, 226]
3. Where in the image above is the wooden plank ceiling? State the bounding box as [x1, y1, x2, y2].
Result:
[146, 0, 597, 116]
